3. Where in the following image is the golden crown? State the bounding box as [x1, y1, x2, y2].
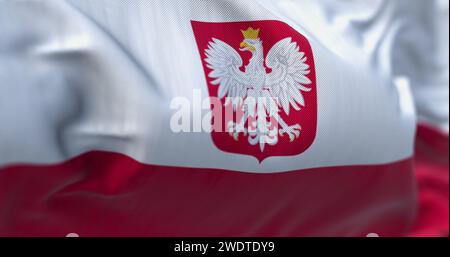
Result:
[241, 27, 260, 40]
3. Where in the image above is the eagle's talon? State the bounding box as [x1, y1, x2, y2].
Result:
[279, 124, 302, 142]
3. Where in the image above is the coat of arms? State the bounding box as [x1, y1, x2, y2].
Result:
[192, 20, 317, 162]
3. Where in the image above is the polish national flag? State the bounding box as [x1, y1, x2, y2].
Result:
[0, 0, 447, 237]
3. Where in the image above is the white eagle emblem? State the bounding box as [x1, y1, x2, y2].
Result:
[205, 27, 312, 152]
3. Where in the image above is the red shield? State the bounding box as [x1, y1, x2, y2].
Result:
[192, 20, 317, 162]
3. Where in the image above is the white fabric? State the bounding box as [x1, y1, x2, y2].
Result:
[315, 0, 449, 132]
[0, 0, 442, 172]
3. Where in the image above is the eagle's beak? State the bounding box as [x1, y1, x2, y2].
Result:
[240, 42, 255, 52]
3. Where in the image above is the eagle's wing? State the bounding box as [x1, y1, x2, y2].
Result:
[205, 38, 251, 109]
[265, 38, 312, 115]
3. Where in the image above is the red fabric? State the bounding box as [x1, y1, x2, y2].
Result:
[0, 155, 415, 237]
[408, 124, 449, 237]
